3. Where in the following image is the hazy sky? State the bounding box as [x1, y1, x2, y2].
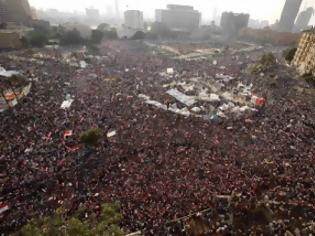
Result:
[29, 0, 315, 24]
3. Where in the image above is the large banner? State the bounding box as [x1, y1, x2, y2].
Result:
[0, 83, 32, 112]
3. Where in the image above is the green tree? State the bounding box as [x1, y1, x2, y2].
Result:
[151, 22, 175, 39]
[303, 73, 315, 86]
[0, 22, 7, 29]
[131, 31, 146, 40]
[21, 36, 29, 48]
[146, 31, 158, 40]
[16, 203, 123, 236]
[80, 128, 102, 147]
[283, 47, 297, 62]
[90, 30, 104, 44]
[260, 53, 276, 67]
[60, 29, 85, 45]
[97, 23, 110, 32]
[103, 28, 118, 40]
[27, 30, 48, 48]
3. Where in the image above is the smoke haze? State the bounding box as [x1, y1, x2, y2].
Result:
[29, 0, 315, 24]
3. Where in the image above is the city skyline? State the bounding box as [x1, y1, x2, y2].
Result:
[28, 0, 315, 24]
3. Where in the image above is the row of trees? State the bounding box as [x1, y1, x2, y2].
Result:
[16, 203, 123, 236]
[23, 21, 199, 48]
[22, 23, 119, 48]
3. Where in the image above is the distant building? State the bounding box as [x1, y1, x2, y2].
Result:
[278, 0, 302, 32]
[249, 19, 260, 29]
[30, 7, 37, 19]
[46, 8, 59, 16]
[124, 10, 144, 30]
[0, 0, 33, 27]
[118, 10, 144, 39]
[0, 0, 33, 49]
[292, 29, 315, 76]
[0, 32, 22, 49]
[32, 19, 50, 31]
[239, 28, 299, 46]
[155, 4, 201, 32]
[249, 19, 269, 29]
[86, 8, 100, 20]
[294, 7, 314, 32]
[220, 12, 249, 36]
[261, 20, 270, 28]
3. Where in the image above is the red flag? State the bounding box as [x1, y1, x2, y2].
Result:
[63, 130, 73, 139]
[43, 132, 52, 141]
[0, 202, 9, 214]
[65, 144, 81, 153]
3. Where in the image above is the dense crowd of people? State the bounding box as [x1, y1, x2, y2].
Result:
[0, 41, 314, 235]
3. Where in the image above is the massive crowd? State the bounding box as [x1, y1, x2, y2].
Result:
[0, 41, 314, 235]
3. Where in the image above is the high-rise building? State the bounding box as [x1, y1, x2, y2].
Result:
[294, 7, 314, 32]
[155, 4, 201, 32]
[220, 12, 250, 35]
[0, 0, 33, 26]
[278, 0, 303, 32]
[119, 10, 144, 38]
[124, 10, 144, 30]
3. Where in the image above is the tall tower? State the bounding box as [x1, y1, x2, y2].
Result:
[278, 0, 303, 32]
[295, 7, 314, 31]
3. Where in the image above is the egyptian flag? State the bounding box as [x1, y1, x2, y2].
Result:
[64, 130, 73, 139]
[0, 202, 9, 214]
[65, 144, 81, 153]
